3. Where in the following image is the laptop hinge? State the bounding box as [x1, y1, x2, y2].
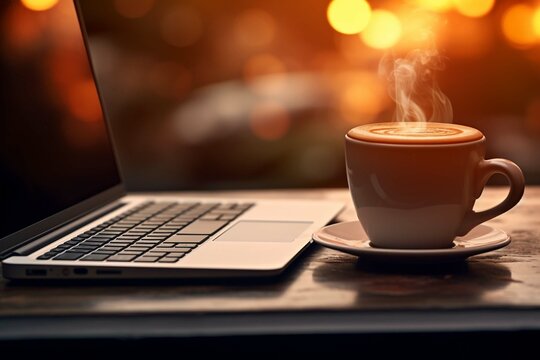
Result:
[6, 201, 127, 258]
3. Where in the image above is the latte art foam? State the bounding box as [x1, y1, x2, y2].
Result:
[370, 126, 462, 137]
[348, 122, 483, 144]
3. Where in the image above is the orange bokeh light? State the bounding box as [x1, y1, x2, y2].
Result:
[234, 9, 276, 48]
[66, 79, 103, 123]
[243, 53, 286, 81]
[337, 72, 387, 124]
[20, 0, 58, 12]
[327, 0, 371, 35]
[453, 0, 494, 18]
[502, 4, 537, 48]
[533, 7, 540, 39]
[250, 101, 290, 141]
[114, 0, 155, 19]
[360, 10, 402, 49]
[3, 4, 43, 54]
[415, 0, 453, 13]
[440, 17, 493, 58]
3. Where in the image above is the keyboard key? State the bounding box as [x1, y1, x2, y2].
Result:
[92, 250, 118, 255]
[100, 246, 125, 251]
[134, 256, 160, 263]
[146, 251, 168, 257]
[168, 221, 189, 225]
[211, 210, 243, 215]
[165, 235, 207, 244]
[69, 247, 94, 253]
[200, 214, 220, 220]
[219, 215, 237, 221]
[53, 252, 85, 260]
[48, 249, 64, 254]
[135, 226, 158, 230]
[136, 240, 161, 245]
[122, 247, 147, 252]
[72, 245, 100, 251]
[80, 254, 110, 261]
[178, 220, 228, 235]
[237, 203, 254, 209]
[92, 234, 117, 240]
[215, 203, 236, 210]
[158, 256, 183, 263]
[107, 254, 137, 262]
[165, 248, 192, 254]
[156, 242, 175, 247]
[37, 253, 55, 260]
[118, 250, 145, 256]
[143, 235, 168, 239]
[174, 243, 198, 249]
[80, 241, 107, 246]
[108, 241, 133, 246]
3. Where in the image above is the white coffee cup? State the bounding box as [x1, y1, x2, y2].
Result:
[345, 122, 525, 249]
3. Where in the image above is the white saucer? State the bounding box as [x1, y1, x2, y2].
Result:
[312, 221, 510, 264]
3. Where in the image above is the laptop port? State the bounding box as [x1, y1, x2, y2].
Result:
[73, 268, 88, 275]
[25, 269, 47, 276]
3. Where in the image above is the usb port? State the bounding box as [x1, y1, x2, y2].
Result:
[25, 269, 47, 276]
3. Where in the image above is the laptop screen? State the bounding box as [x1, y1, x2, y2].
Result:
[0, 0, 121, 240]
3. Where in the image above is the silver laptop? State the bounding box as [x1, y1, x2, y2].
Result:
[0, 1, 342, 279]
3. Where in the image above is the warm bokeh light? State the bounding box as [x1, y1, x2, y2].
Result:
[243, 53, 286, 81]
[337, 72, 387, 124]
[20, 0, 58, 12]
[3, 5, 43, 54]
[66, 79, 103, 123]
[415, 0, 453, 13]
[335, 35, 378, 64]
[327, 0, 371, 35]
[46, 48, 86, 93]
[502, 4, 537, 47]
[453, 0, 494, 18]
[360, 10, 402, 49]
[114, 0, 155, 19]
[250, 101, 290, 141]
[234, 9, 276, 48]
[160, 5, 203, 48]
[397, 8, 439, 50]
[533, 7, 540, 39]
[439, 17, 493, 58]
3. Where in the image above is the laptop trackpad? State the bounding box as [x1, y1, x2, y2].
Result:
[215, 221, 312, 243]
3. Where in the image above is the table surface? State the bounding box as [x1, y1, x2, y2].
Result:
[1, 187, 539, 339]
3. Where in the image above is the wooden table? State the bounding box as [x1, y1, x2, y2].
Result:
[1, 187, 539, 343]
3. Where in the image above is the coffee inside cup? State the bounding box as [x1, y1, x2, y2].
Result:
[347, 122, 483, 144]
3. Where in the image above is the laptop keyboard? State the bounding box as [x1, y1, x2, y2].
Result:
[36, 201, 253, 263]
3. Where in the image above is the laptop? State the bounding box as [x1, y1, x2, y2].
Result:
[0, 1, 343, 280]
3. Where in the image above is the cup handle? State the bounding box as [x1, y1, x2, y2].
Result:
[458, 158, 525, 236]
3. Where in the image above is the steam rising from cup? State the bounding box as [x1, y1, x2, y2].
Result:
[379, 46, 453, 126]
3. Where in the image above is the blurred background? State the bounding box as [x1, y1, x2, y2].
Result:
[7, 0, 540, 190]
